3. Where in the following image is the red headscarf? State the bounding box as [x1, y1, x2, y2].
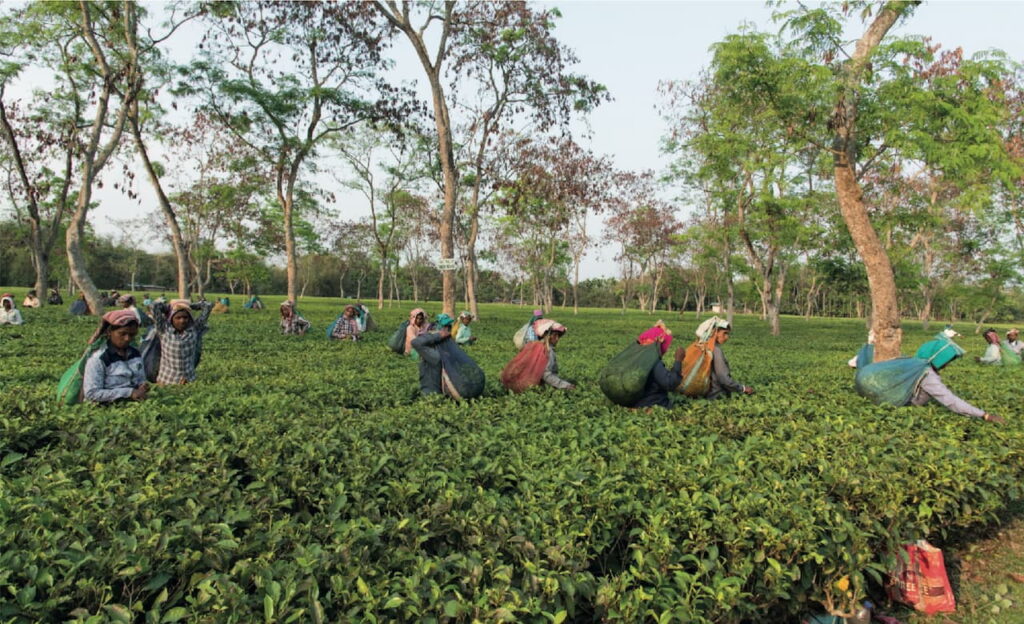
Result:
[638, 325, 673, 355]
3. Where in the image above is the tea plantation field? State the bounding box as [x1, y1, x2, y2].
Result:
[2, 294, 1024, 623]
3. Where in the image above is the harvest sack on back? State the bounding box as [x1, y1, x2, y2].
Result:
[855, 343, 875, 369]
[140, 328, 161, 383]
[437, 340, 485, 399]
[1000, 344, 1022, 366]
[387, 320, 410, 354]
[326, 312, 345, 339]
[678, 340, 714, 397]
[56, 339, 106, 405]
[854, 357, 930, 406]
[500, 341, 549, 393]
[512, 323, 531, 350]
[599, 342, 661, 406]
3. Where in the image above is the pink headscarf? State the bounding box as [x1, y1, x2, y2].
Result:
[534, 319, 566, 339]
[638, 325, 673, 355]
[409, 308, 426, 325]
[89, 308, 139, 343]
[103, 308, 139, 326]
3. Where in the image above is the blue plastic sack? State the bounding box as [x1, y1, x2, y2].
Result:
[855, 357, 930, 406]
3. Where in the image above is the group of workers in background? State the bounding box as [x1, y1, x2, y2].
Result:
[0, 286, 1013, 421]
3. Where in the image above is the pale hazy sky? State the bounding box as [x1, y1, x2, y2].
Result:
[11, 1, 1024, 279]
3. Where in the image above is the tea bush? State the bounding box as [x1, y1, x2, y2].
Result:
[2, 295, 1023, 622]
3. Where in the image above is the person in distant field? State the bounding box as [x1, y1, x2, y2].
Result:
[536, 319, 573, 390]
[330, 304, 361, 341]
[48, 288, 63, 305]
[698, 317, 754, 400]
[118, 294, 153, 327]
[142, 293, 153, 308]
[152, 298, 212, 385]
[411, 314, 456, 396]
[212, 297, 230, 314]
[280, 300, 311, 335]
[69, 293, 89, 316]
[245, 294, 264, 310]
[1006, 329, 1023, 355]
[405, 308, 430, 355]
[22, 290, 41, 308]
[82, 309, 148, 404]
[155, 293, 167, 305]
[453, 311, 478, 346]
[914, 337, 1003, 422]
[0, 294, 24, 325]
[977, 328, 1007, 365]
[99, 291, 117, 307]
[630, 321, 684, 408]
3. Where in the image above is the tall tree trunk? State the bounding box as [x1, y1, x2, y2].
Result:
[832, 4, 909, 362]
[67, 1, 130, 315]
[377, 261, 386, 309]
[769, 268, 786, 336]
[572, 255, 581, 315]
[129, 102, 188, 299]
[375, 2, 458, 316]
[724, 235, 735, 325]
[0, 91, 68, 305]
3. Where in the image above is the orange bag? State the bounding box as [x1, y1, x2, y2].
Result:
[678, 340, 714, 397]
[887, 540, 956, 615]
[500, 341, 550, 393]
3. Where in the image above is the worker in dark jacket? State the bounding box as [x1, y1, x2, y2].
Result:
[411, 313, 456, 396]
[705, 320, 753, 399]
[633, 322, 685, 409]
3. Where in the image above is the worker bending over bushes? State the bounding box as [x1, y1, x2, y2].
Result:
[501, 319, 574, 392]
[855, 334, 1003, 423]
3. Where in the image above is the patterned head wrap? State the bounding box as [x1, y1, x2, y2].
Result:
[695, 316, 731, 343]
[89, 308, 139, 343]
[459, 311, 474, 320]
[117, 294, 135, 308]
[168, 299, 192, 320]
[535, 319, 566, 338]
[532, 309, 543, 319]
[280, 300, 295, 317]
[410, 308, 426, 324]
[103, 309, 139, 326]
[638, 322, 673, 356]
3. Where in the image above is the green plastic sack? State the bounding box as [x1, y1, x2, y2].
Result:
[1001, 344, 1022, 366]
[855, 356, 930, 406]
[56, 339, 106, 405]
[599, 342, 661, 407]
[387, 320, 410, 354]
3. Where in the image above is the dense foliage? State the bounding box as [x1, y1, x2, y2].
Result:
[3, 295, 1023, 622]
